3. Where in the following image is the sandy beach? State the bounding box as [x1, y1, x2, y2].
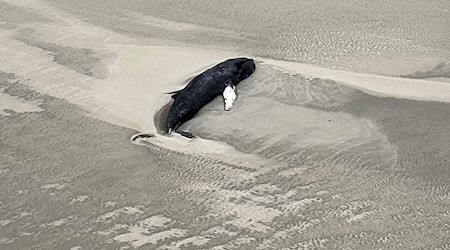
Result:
[1, 0, 449, 249]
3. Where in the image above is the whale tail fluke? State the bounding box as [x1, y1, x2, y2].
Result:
[169, 128, 195, 139]
[176, 130, 195, 139]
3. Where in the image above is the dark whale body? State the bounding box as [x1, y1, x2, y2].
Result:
[167, 57, 255, 138]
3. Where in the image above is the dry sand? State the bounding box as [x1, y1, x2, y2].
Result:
[1, 0, 450, 249]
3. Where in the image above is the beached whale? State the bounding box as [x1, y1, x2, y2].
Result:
[167, 57, 255, 138]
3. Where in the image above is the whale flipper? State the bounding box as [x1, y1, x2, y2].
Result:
[223, 85, 237, 111]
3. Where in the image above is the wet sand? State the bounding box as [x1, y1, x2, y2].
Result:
[1, 0, 450, 249]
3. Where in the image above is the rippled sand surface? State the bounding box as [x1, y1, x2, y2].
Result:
[1, 0, 450, 249]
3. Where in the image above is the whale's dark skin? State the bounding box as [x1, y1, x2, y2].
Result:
[167, 57, 255, 138]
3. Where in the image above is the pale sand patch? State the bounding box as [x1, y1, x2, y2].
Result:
[0, 220, 11, 226]
[101, 201, 117, 208]
[97, 215, 172, 239]
[0, 212, 32, 228]
[0, 91, 43, 116]
[210, 237, 256, 250]
[159, 226, 243, 249]
[160, 235, 210, 250]
[262, 58, 450, 103]
[42, 183, 65, 190]
[96, 206, 143, 223]
[281, 197, 322, 214]
[39, 216, 75, 229]
[113, 228, 188, 248]
[278, 166, 313, 177]
[69, 195, 89, 205]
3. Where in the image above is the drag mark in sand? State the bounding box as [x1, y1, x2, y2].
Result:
[0, 73, 44, 116]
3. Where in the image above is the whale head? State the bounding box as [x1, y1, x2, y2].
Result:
[240, 59, 255, 79]
[223, 85, 236, 111]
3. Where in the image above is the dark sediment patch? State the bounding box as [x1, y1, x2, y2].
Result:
[16, 36, 113, 79]
[343, 91, 450, 181]
[402, 62, 450, 80]
[0, 71, 44, 104]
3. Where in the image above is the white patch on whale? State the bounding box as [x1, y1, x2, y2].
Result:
[223, 85, 237, 111]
